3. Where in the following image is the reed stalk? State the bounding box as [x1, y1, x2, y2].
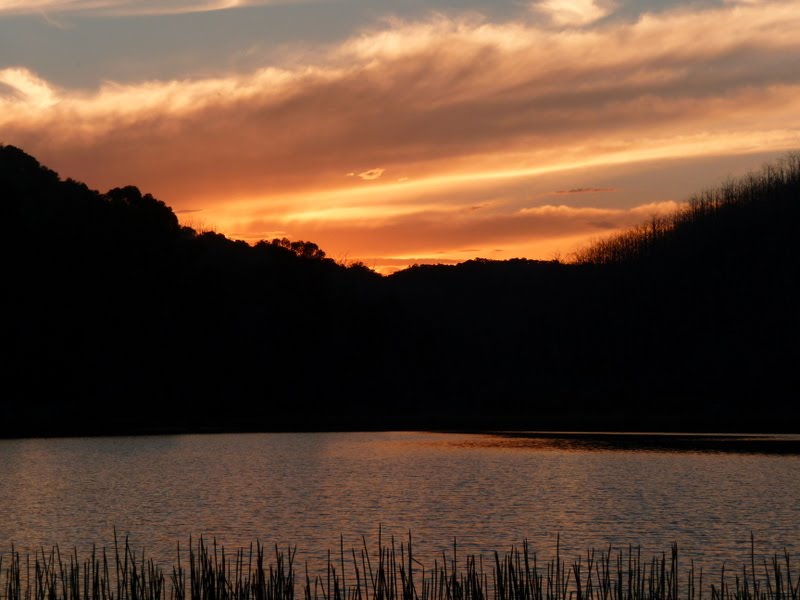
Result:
[2, 535, 797, 600]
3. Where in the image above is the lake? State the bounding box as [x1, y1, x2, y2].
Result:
[1, 431, 799, 578]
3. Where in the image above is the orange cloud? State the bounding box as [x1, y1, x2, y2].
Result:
[358, 168, 385, 181]
[2, 1, 800, 263]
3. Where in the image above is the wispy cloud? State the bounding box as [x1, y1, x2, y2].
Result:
[0, 0, 289, 17]
[0, 68, 57, 107]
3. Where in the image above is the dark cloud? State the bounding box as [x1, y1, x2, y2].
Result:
[554, 187, 617, 194]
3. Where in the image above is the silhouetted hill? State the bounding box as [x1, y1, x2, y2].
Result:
[1, 145, 797, 436]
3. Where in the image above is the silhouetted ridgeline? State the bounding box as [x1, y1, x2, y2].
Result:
[1, 145, 798, 436]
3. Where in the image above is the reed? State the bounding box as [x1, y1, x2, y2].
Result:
[2, 535, 797, 600]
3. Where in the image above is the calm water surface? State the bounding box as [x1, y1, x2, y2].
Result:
[1, 432, 798, 575]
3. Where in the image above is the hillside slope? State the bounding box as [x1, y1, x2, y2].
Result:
[1, 145, 797, 435]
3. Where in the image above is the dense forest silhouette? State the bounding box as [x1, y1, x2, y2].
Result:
[1, 145, 798, 436]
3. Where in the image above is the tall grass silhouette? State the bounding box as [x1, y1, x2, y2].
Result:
[2, 534, 798, 600]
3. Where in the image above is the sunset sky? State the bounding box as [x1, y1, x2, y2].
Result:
[2, 0, 799, 272]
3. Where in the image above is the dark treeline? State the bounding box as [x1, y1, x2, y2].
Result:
[1, 145, 798, 436]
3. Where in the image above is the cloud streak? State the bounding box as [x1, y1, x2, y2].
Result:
[2, 1, 800, 263]
[554, 187, 617, 195]
[232, 200, 683, 268]
[0, 0, 291, 16]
